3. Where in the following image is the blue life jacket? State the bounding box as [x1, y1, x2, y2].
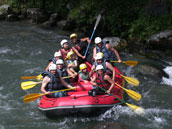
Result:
[96, 41, 116, 61]
[57, 67, 70, 83]
[42, 71, 63, 91]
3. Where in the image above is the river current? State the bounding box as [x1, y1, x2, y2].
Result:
[0, 21, 172, 129]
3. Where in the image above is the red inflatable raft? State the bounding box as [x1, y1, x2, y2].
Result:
[38, 62, 125, 117]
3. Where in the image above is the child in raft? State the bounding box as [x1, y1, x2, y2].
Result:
[78, 63, 90, 83]
[65, 51, 78, 78]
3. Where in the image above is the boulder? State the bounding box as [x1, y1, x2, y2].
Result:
[26, 8, 48, 23]
[87, 122, 129, 129]
[48, 13, 60, 25]
[148, 30, 172, 50]
[57, 20, 67, 29]
[6, 14, 18, 22]
[18, 14, 25, 21]
[0, 4, 10, 20]
[40, 21, 52, 29]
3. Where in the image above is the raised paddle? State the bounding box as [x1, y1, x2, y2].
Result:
[96, 85, 145, 115]
[84, 14, 101, 57]
[110, 60, 138, 66]
[21, 74, 43, 80]
[21, 76, 72, 90]
[115, 82, 141, 101]
[24, 88, 75, 103]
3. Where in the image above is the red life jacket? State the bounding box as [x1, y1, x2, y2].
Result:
[96, 72, 110, 90]
[59, 48, 70, 59]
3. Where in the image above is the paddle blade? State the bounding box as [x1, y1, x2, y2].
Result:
[21, 76, 37, 80]
[21, 81, 41, 90]
[24, 93, 42, 103]
[36, 74, 43, 80]
[124, 61, 138, 66]
[126, 103, 145, 115]
[123, 76, 139, 86]
[126, 89, 142, 101]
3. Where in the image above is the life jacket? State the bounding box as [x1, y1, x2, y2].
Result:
[95, 72, 111, 90]
[42, 71, 63, 91]
[96, 41, 116, 61]
[49, 57, 56, 64]
[57, 67, 70, 83]
[78, 71, 89, 82]
[72, 40, 87, 55]
[59, 48, 70, 59]
[67, 60, 76, 65]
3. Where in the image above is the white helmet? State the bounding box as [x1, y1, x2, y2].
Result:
[56, 59, 64, 65]
[54, 51, 62, 57]
[95, 37, 102, 44]
[96, 65, 104, 71]
[60, 39, 68, 47]
[95, 53, 103, 60]
[49, 64, 57, 71]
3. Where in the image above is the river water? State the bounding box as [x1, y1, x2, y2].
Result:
[0, 21, 172, 129]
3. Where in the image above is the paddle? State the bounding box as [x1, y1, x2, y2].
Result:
[84, 14, 101, 57]
[115, 82, 141, 101]
[21, 76, 72, 90]
[110, 60, 138, 66]
[21, 74, 43, 80]
[24, 88, 75, 103]
[116, 72, 139, 86]
[96, 85, 145, 114]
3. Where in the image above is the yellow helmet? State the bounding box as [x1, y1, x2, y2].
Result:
[70, 33, 77, 39]
[66, 51, 74, 59]
[79, 63, 87, 71]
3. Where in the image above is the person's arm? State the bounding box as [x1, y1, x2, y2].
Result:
[80, 37, 91, 43]
[72, 46, 85, 59]
[89, 65, 95, 77]
[73, 60, 78, 68]
[92, 47, 97, 61]
[104, 75, 115, 94]
[106, 62, 116, 81]
[45, 62, 53, 71]
[41, 76, 51, 94]
[59, 76, 73, 88]
[106, 44, 122, 62]
[90, 76, 97, 86]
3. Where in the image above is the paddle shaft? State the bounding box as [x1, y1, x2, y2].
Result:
[84, 14, 101, 57]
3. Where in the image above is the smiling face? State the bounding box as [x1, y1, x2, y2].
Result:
[97, 69, 103, 75]
[70, 54, 75, 60]
[97, 42, 102, 48]
[82, 68, 87, 73]
[50, 69, 57, 75]
[63, 43, 69, 49]
[57, 64, 63, 70]
[72, 37, 77, 44]
[97, 59, 102, 64]
[55, 57, 61, 60]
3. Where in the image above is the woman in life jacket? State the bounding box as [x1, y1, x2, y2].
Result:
[92, 37, 122, 63]
[89, 52, 116, 81]
[70, 33, 91, 63]
[78, 63, 90, 83]
[89, 65, 115, 96]
[41, 64, 74, 98]
[65, 51, 78, 78]
[59, 39, 71, 59]
[45, 51, 62, 71]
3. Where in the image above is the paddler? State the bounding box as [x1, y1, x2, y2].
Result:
[92, 37, 122, 63]
[41, 64, 73, 98]
[70, 33, 91, 63]
[78, 63, 90, 83]
[45, 51, 62, 71]
[89, 65, 115, 96]
[59, 39, 71, 59]
[89, 52, 116, 81]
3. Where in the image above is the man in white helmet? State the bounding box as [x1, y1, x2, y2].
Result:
[45, 51, 63, 71]
[89, 65, 115, 96]
[93, 37, 122, 63]
[59, 39, 71, 59]
[70, 33, 91, 63]
[89, 52, 116, 81]
[41, 64, 73, 98]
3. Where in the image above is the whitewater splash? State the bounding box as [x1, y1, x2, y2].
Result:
[162, 66, 172, 86]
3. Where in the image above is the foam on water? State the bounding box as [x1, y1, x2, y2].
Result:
[162, 66, 172, 86]
[0, 47, 11, 54]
